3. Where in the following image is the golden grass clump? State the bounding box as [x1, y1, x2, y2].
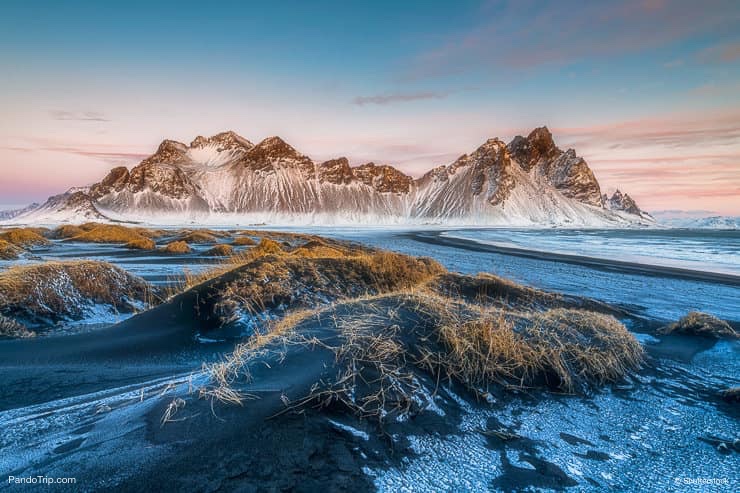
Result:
[0, 228, 50, 247]
[290, 239, 347, 259]
[70, 224, 151, 244]
[432, 272, 548, 305]
[0, 239, 23, 260]
[125, 237, 156, 250]
[430, 308, 644, 393]
[232, 236, 257, 246]
[658, 311, 738, 339]
[357, 251, 445, 292]
[177, 231, 218, 244]
[206, 244, 234, 256]
[0, 260, 152, 322]
[520, 309, 644, 391]
[254, 238, 283, 255]
[161, 240, 192, 254]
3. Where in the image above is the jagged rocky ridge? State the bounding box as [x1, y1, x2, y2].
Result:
[11, 127, 651, 226]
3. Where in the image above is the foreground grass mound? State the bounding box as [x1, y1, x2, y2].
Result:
[161, 241, 192, 254]
[232, 236, 257, 246]
[206, 244, 234, 256]
[159, 233, 644, 426]
[125, 237, 156, 250]
[658, 311, 738, 339]
[176, 230, 232, 244]
[0, 239, 23, 260]
[68, 224, 157, 246]
[0, 260, 153, 326]
[0, 228, 50, 247]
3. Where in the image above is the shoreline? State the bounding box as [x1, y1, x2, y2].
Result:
[403, 230, 740, 287]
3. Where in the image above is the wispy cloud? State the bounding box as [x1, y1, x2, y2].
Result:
[49, 110, 110, 122]
[1, 142, 146, 164]
[405, 0, 740, 79]
[351, 91, 451, 106]
[662, 59, 684, 68]
[698, 40, 740, 63]
[554, 109, 740, 150]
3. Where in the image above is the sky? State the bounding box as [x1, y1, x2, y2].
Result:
[1, 0, 739, 215]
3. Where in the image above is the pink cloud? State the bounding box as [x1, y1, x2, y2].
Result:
[406, 0, 740, 79]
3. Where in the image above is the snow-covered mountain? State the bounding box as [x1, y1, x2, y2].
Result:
[603, 189, 655, 222]
[8, 127, 653, 226]
[0, 203, 39, 220]
[656, 215, 740, 229]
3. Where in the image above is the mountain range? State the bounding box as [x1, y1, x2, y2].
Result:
[9, 127, 654, 226]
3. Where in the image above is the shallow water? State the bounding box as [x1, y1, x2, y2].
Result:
[315, 228, 740, 323]
[443, 228, 740, 276]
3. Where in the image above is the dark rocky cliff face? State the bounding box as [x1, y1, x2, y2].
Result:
[507, 127, 604, 207]
[459, 139, 515, 206]
[318, 158, 354, 185]
[141, 140, 190, 167]
[238, 136, 316, 177]
[352, 163, 413, 194]
[606, 190, 641, 215]
[90, 167, 130, 199]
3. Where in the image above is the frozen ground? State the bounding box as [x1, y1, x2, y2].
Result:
[0, 227, 737, 491]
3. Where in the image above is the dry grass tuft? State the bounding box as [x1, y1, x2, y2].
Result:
[0, 260, 153, 323]
[178, 231, 218, 244]
[206, 244, 234, 257]
[232, 236, 257, 246]
[0, 228, 50, 247]
[426, 308, 644, 393]
[658, 311, 738, 339]
[254, 238, 283, 255]
[125, 237, 156, 250]
[69, 224, 151, 245]
[291, 239, 347, 258]
[432, 272, 550, 305]
[0, 239, 23, 260]
[161, 240, 192, 254]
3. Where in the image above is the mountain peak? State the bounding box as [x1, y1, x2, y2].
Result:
[508, 126, 560, 171]
[527, 126, 555, 147]
[190, 131, 253, 151]
[250, 136, 298, 156]
[352, 162, 413, 193]
[141, 139, 189, 166]
[240, 136, 315, 175]
[318, 157, 353, 185]
[606, 189, 641, 215]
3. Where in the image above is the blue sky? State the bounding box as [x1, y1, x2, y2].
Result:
[1, 0, 739, 213]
